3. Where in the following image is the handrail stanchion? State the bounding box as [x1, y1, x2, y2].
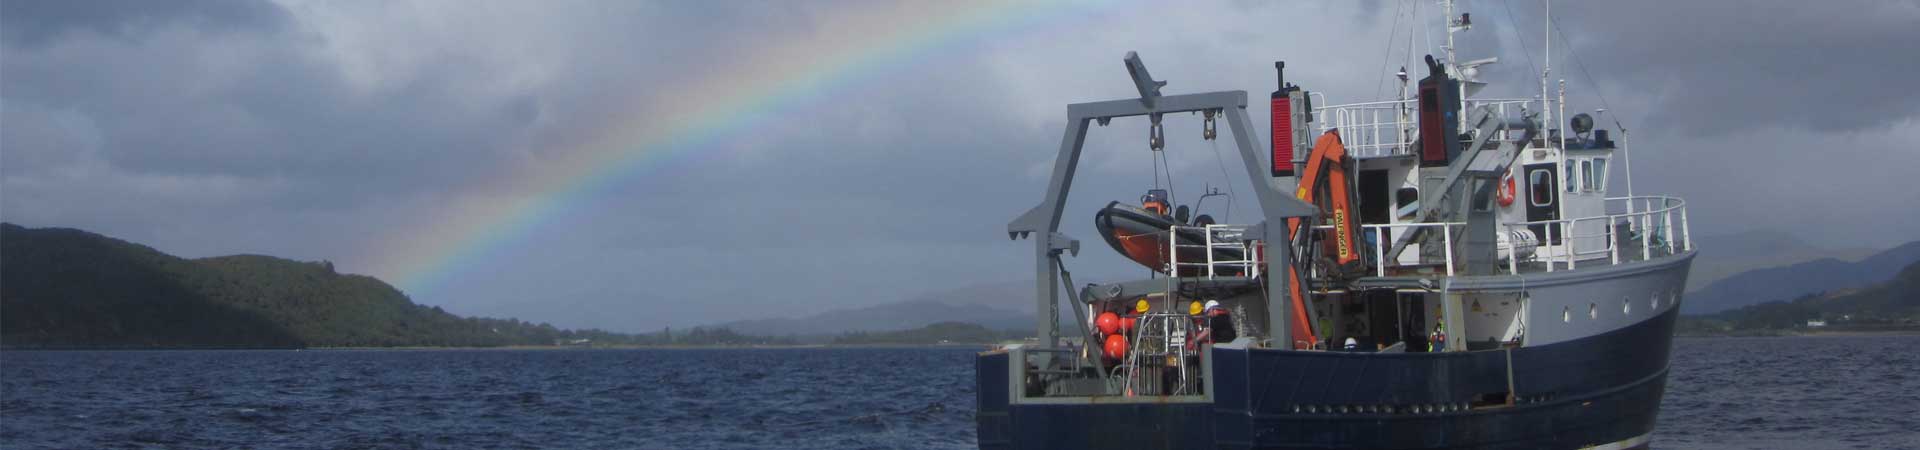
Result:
[1203, 225, 1216, 279]
[1640, 210, 1652, 262]
[1375, 226, 1388, 277]
[1663, 208, 1675, 255]
[1544, 224, 1555, 273]
[1509, 226, 1521, 275]
[1169, 226, 1178, 276]
[1644, 198, 1655, 258]
[1608, 219, 1620, 265]
[1563, 221, 1576, 271]
[1681, 206, 1692, 252]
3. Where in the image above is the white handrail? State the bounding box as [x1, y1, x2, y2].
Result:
[1167, 224, 1260, 280]
[1313, 98, 1541, 158]
[1170, 197, 1690, 280]
[1359, 222, 1467, 277]
[1495, 195, 1691, 274]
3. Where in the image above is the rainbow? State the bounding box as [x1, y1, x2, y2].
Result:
[367, 1, 1089, 297]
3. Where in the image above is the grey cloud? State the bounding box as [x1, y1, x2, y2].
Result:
[4, 1, 1912, 332]
[0, 0, 288, 46]
[1502, 0, 1920, 136]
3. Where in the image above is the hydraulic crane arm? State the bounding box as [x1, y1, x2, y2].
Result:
[1288, 130, 1360, 267]
[1276, 130, 1361, 348]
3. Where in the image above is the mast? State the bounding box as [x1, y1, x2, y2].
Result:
[1444, 0, 1468, 134]
[1542, 0, 1552, 147]
[1558, 79, 1567, 152]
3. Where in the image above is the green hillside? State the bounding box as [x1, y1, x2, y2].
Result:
[1678, 261, 1920, 334]
[830, 321, 1024, 345]
[0, 223, 679, 348]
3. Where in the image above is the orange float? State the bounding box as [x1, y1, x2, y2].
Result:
[1095, 312, 1120, 335]
[1102, 334, 1129, 360]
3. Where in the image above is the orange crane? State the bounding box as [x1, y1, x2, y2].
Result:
[1291, 130, 1361, 267]
[1280, 130, 1362, 349]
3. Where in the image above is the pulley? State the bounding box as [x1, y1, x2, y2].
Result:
[1202, 109, 1218, 140]
[1148, 113, 1165, 151]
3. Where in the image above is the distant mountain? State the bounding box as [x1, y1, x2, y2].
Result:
[1814, 262, 1920, 317]
[1685, 229, 1877, 292]
[831, 321, 1026, 345]
[1683, 240, 1920, 315]
[1681, 261, 1920, 332]
[714, 298, 1031, 337]
[0, 223, 660, 348]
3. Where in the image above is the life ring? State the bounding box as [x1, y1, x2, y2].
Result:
[1496, 170, 1517, 207]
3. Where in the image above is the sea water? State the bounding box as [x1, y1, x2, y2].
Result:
[3, 336, 1915, 449]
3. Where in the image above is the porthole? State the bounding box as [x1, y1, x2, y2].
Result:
[1589, 303, 1598, 320]
[1623, 297, 1632, 315]
[1562, 307, 1571, 323]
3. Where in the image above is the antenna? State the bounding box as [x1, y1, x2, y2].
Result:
[1444, 0, 1470, 133]
[1542, 0, 1552, 145]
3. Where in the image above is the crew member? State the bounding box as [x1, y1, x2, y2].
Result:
[1429, 324, 1447, 352]
[1190, 300, 1236, 349]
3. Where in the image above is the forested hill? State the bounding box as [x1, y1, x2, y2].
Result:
[1680, 261, 1920, 334]
[0, 223, 663, 348]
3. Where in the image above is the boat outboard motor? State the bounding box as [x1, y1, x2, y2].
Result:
[1140, 189, 1171, 217]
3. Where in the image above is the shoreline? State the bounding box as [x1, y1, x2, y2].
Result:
[1678, 328, 1920, 338]
[1, 342, 1004, 352]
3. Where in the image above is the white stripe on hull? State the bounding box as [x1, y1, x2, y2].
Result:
[1583, 431, 1652, 450]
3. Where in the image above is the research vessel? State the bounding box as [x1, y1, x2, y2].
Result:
[978, 4, 1692, 449]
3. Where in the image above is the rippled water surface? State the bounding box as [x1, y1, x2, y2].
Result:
[3, 336, 1916, 449]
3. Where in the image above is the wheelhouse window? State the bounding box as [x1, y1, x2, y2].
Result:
[1564, 159, 1579, 192]
[1396, 187, 1419, 220]
[1529, 169, 1554, 207]
[1592, 158, 1608, 192]
[1580, 160, 1595, 193]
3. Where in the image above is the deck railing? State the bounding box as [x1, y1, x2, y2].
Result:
[1168, 224, 1261, 279]
[1361, 222, 1467, 277]
[1498, 195, 1690, 274]
[1311, 96, 1538, 158]
[1159, 196, 1687, 280]
[1349, 196, 1689, 278]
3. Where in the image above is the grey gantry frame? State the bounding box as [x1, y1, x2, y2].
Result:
[1007, 52, 1317, 352]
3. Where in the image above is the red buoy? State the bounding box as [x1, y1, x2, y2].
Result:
[1103, 334, 1129, 360]
[1120, 316, 1137, 334]
[1096, 312, 1121, 335]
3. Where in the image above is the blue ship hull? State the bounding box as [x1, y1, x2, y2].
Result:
[976, 307, 1675, 449]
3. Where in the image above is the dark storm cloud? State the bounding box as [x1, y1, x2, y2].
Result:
[0, 0, 529, 214]
[4, 1, 1913, 331]
[1, 0, 288, 46]
[1503, 0, 1920, 136]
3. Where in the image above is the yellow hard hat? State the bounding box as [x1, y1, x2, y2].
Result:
[1135, 299, 1150, 313]
[1189, 301, 1203, 315]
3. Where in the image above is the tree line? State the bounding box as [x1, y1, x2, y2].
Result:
[0, 223, 798, 348]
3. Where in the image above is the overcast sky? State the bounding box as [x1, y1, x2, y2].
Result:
[5, 0, 1917, 332]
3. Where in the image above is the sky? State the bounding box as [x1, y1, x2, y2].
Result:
[4, 0, 1917, 332]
